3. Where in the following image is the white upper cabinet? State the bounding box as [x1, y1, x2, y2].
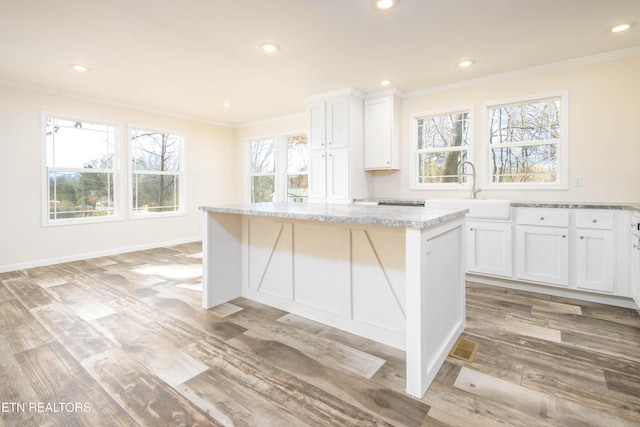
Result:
[306, 89, 365, 202]
[364, 93, 400, 170]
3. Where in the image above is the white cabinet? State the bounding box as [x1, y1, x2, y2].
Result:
[515, 209, 570, 287]
[309, 96, 349, 150]
[466, 220, 512, 277]
[307, 89, 365, 202]
[364, 94, 400, 170]
[630, 214, 640, 307]
[574, 211, 615, 293]
[516, 224, 569, 287]
[308, 148, 350, 200]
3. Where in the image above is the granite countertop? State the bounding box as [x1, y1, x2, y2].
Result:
[511, 201, 640, 211]
[200, 202, 468, 229]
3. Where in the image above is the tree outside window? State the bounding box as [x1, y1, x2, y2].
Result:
[45, 116, 118, 222]
[131, 128, 184, 215]
[285, 134, 308, 202]
[249, 137, 276, 202]
[415, 111, 470, 184]
[488, 97, 561, 183]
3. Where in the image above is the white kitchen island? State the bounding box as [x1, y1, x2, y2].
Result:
[200, 202, 467, 398]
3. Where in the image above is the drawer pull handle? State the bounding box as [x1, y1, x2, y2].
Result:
[562, 235, 567, 238]
[469, 227, 474, 231]
[540, 217, 545, 220]
[592, 219, 597, 223]
[580, 236, 584, 239]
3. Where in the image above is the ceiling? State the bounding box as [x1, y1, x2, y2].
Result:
[1, 0, 639, 126]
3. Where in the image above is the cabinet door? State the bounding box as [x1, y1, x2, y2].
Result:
[326, 148, 350, 201]
[632, 238, 640, 307]
[307, 150, 326, 199]
[466, 221, 512, 277]
[326, 96, 349, 148]
[575, 229, 615, 293]
[516, 225, 569, 287]
[364, 96, 392, 170]
[308, 100, 326, 150]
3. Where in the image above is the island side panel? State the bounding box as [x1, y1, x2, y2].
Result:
[202, 211, 242, 309]
[405, 218, 466, 398]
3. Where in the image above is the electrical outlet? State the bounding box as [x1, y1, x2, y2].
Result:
[573, 175, 583, 187]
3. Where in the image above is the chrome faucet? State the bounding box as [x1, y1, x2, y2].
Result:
[457, 161, 481, 199]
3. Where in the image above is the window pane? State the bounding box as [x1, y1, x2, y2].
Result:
[132, 174, 180, 213]
[251, 138, 275, 174]
[251, 176, 275, 202]
[287, 175, 308, 202]
[131, 129, 183, 172]
[287, 134, 308, 173]
[417, 112, 469, 150]
[49, 171, 115, 219]
[489, 98, 560, 145]
[418, 150, 467, 183]
[490, 145, 557, 182]
[46, 118, 116, 169]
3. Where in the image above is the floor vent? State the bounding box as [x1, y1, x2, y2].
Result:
[449, 337, 479, 363]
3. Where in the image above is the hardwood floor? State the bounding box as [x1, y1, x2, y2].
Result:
[1, 242, 639, 426]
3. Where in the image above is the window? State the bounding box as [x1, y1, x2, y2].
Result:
[284, 133, 308, 202]
[45, 115, 119, 224]
[131, 128, 184, 216]
[487, 94, 565, 185]
[247, 133, 309, 203]
[249, 137, 276, 202]
[414, 109, 471, 185]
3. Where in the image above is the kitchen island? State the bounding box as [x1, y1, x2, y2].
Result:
[200, 202, 467, 398]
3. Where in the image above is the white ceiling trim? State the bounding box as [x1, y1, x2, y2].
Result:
[403, 47, 640, 99]
[3, 47, 640, 129]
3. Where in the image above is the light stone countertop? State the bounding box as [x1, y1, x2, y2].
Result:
[510, 201, 640, 211]
[200, 202, 468, 229]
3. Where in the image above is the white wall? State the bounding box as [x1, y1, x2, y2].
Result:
[369, 54, 640, 202]
[0, 85, 237, 271]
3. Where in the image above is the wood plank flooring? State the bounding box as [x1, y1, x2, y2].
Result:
[1, 242, 639, 426]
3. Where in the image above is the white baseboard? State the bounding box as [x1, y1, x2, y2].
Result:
[0, 237, 202, 273]
[467, 273, 639, 309]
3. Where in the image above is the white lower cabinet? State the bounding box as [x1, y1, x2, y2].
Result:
[516, 224, 569, 287]
[575, 228, 615, 293]
[466, 220, 512, 277]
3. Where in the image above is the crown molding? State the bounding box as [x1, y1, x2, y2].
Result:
[0, 79, 234, 128]
[403, 47, 640, 99]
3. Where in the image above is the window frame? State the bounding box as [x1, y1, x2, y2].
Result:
[482, 91, 568, 190]
[246, 135, 277, 203]
[128, 125, 186, 219]
[42, 112, 123, 227]
[410, 104, 475, 190]
[280, 131, 309, 203]
[245, 132, 309, 203]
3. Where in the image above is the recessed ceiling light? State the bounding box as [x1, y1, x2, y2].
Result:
[71, 64, 91, 72]
[457, 59, 475, 68]
[259, 42, 281, 53]
[222, 102, 232, 108]
[611, 22, 635, 33]
[372, 0, 397, 10]
[380, 79, 392, 86]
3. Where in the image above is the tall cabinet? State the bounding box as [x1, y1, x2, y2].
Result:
[307, 89, 366, 202]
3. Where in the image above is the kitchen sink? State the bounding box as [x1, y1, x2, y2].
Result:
[426, 199, 511, 220]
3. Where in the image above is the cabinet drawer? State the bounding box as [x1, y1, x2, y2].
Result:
[516, 210, 569, 227]
[575, 211, 614, 230]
